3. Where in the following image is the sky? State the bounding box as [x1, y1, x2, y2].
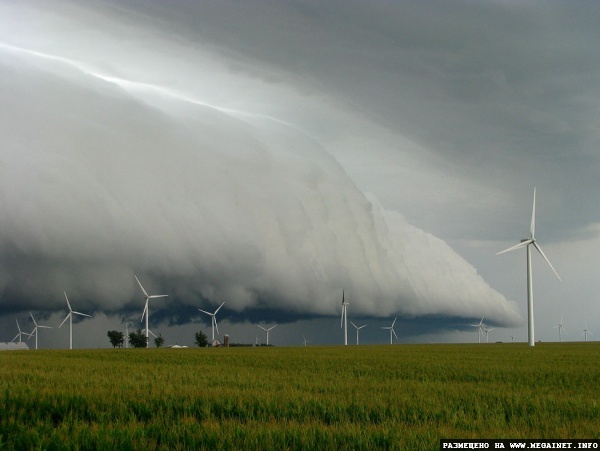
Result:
[1, 0, 598, 348]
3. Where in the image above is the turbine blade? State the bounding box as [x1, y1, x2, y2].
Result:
[12, 333, 19, 342]
[30, 312, 37, 326]
[72, 311, 91, 317]
[392, 329, 398, 339]
[134, 275, 149, 298]
[214, 302, 225, 314]
[269, 325, 277, 331]
[350, 321, 358, 329]
[16, 319, 21, 333]
[497, 240, 532, 255]
[59, 313, 71, 328]
[149, 295, 168, 299]
[38, 325, 52, 329]
[64, 292, 72, 311]
[141, 301, 148, 322]
[532, 242, 561, 281]
[530, 187, 536, 239]
[258, 325, 267, 331]
[198, 309, 212, 316]
[392, 317, 397, 327]
[214, 318, 219, 336]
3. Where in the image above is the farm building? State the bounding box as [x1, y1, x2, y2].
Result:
[0, 342, 30, 351]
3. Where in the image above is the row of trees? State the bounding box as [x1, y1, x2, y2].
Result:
[107, 330, 208, 348]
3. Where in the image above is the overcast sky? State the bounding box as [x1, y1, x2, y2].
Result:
[1, 0, 598, 348]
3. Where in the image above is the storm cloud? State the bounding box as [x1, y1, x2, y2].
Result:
[0, 1, 523, 335]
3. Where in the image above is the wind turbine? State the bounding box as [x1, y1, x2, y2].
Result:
[12, 319, 31, 343]
[257, 324, 277, 346]
[484, 326, 495, 344]
[497, 188, 561, 347]
[199, 302, 225, 342]
[58, 292, 91, 350]
[341, 290, 348, 345]
[470, 317, 485, 343]
[350, 321, 367, 345]
[125, 322, 132, 348]
[581, 322, 592, 342]
[302, 335, 311, 346]
[135, 275, 168, 348]
[28, 312, 52, 350]
[381, 317, 397, 344]
[553, 315, 567, 342]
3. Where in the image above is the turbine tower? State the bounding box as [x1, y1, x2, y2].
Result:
[199, 302, 225, 342]
[257, 324, 277, 346]
[553, 315, 567, 342]
[350, 321, 367, 345]
[381, 317, 397, 344]
[135, 275, 168, 348]
[470, 317, 485, 343]
[341, 291, 348, 345]
[497, 188, 561, 347]
[59, 292, 92, 350]
[28, 312, 52, 350]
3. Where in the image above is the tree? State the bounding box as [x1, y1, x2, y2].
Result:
[129, 329, 148, 348]
[195, 330, 208, 347]
[154, 334, 165, 348]
[107, 330, 124, 348]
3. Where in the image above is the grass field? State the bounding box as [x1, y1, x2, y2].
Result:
[1, 343, 598, 450]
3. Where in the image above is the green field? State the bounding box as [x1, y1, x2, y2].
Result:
[1, 343, 598, 450]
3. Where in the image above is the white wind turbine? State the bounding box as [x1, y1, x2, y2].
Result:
[258, 324, 277, 346]
[59, 292, 92, 350]
[340, 290, 349, 345]
[302, 335, 311, 346]
[381, 317, 398, 344]
[12, 319, 31, 343]
[553, 315, 567, 342]
[581, 322, 592, 342]
[125, 322, 132, 348]
[470, 317, 485, 343]
[199, 302, 225, 342]
[484, 326, 495, 344]
[497, 188, 561, 347]
[28, 312, 52, 350]
[135, 275, 168, 348]
[350, 321, 367, 345]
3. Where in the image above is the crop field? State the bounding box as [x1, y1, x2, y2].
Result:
[1, 343, 598, 450]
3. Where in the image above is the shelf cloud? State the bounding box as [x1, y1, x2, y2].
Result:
[0, 1, 526, 335]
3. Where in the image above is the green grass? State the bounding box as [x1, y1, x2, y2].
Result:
[1, 343, 598, 450]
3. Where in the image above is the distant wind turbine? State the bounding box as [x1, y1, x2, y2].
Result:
[553, 315, 567, 342]
[350, 321, 367, 345]
[341, 291, 348, 346]
[581, 322, 592, 342]
[302, 335, 311, 346]
[381, 317, 397, 344]
[470, 317, 485, 343]
[28, 312, 52, 350]
[59, 292, 92, 350]
[484, 326, 495, 344]
[125, 322, 132, 348]
[497, 188, 561, 347]
[135, 275, 168, 348]
[199, 302, 225, 342]
[258, 324, 277, 346]
[12, 319, 31, 343]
